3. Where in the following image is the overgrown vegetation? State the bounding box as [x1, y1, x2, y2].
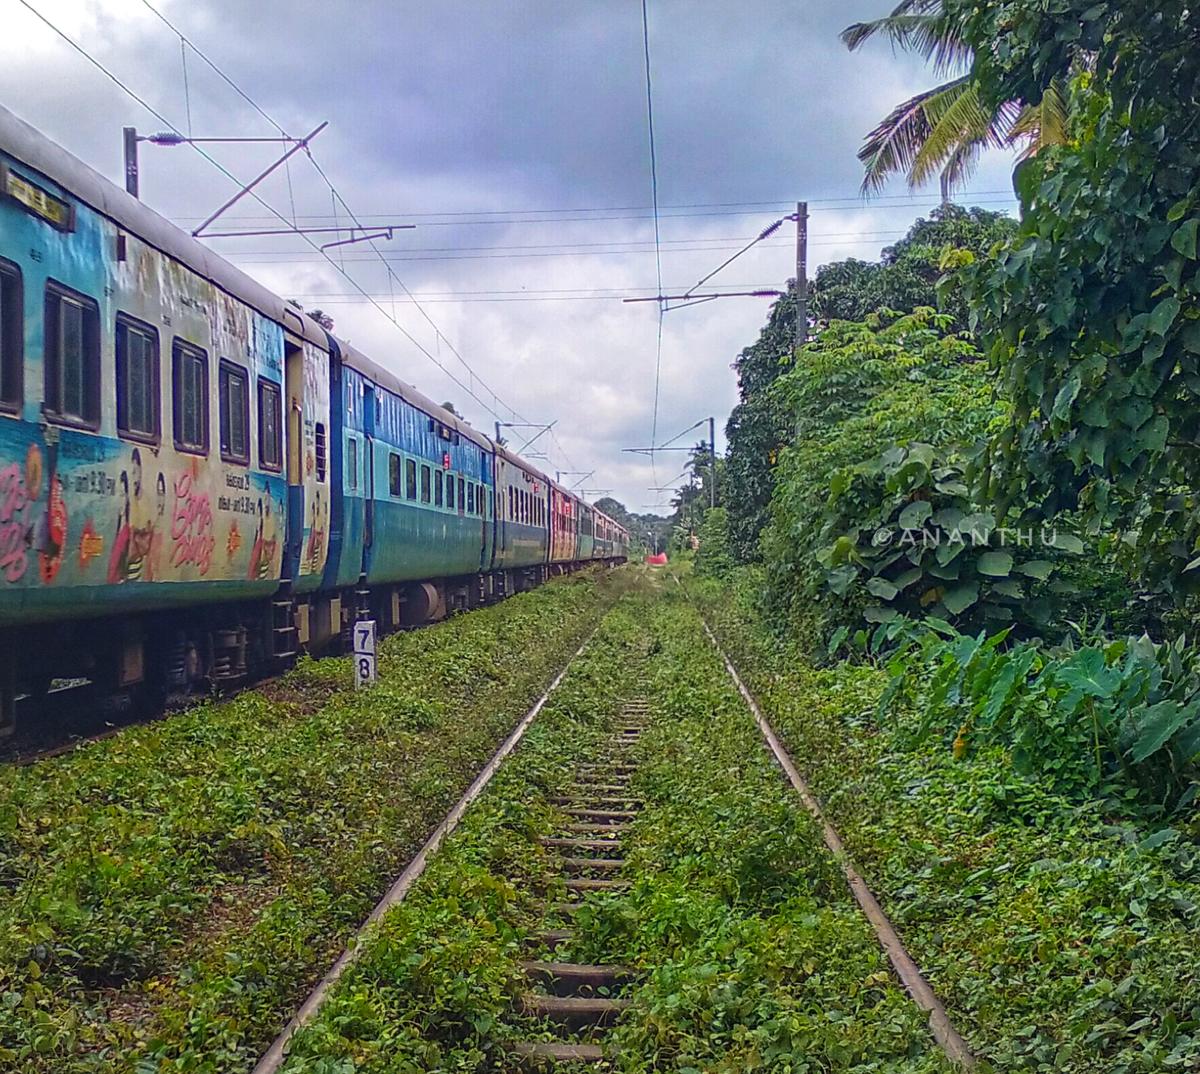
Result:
[0, 572, 621, 1072]
[692, 575, 1200, 1071]
[282, 585, 950, 1073]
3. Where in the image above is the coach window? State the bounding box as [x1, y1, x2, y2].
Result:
[172, 340, 209, 454]
[478, 484, 486, 516]
[434, 470, 443, 507]
[315, 422, 327, 482]
[115, 314, 160, 443]
[457, 476, 465, 513]
[467, 482, 475, 514]
[44, 281, 100, 429]
[420, 464, 431, 503]
[218, 360, 250, 464]
[388, 453, 402, 496]
[405, 458, 417, 500]
[258, 379, 282, 471]
[0, 261, 22, 413]
[347, 436, 359, 492]
[446, 472, 455, 509]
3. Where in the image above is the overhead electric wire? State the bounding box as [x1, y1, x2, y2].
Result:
[20, 0, 577, 465]
[170, 188, 1016, 226]
[639, 0, 667, 489]
[224, 237, 905, 265]
[219, 228, 917, 259]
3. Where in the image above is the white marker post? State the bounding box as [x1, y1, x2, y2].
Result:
[353, 620, 377, 688]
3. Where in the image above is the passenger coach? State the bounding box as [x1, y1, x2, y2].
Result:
[0, 104, 627, 733]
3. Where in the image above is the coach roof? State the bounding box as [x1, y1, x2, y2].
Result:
[0, 103, 328, 349]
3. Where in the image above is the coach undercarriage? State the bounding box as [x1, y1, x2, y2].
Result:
[0, 561, 612, 737]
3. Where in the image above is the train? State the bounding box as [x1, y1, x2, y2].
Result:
[0, 104, 628, 734]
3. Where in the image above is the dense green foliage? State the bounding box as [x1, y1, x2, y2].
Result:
[692, 506, 734, 580]
[880, 624, 1200, 812]
[725, 206, 1014, 567]
[724, 291, 798, 562]
[0, 574, 618, 1072]
[813, 205, 1014, 328]
[759, 308, 1057, 635]
[692, 574, 1200, 1072]
[953, 1, 1200, 601]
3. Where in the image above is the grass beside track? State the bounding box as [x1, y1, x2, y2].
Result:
[279, 579, 951, 1073]
[689, 573, 1200, 1073]
[0, 569, 627, 1073]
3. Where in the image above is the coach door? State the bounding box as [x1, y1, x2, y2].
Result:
[283, 336, 305, 580]
[362, 383, 375, 550]
[497, 456, 508, 554]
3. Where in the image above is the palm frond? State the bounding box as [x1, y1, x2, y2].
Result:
[1008, 79, 1070, 157]
[938, 141, 983, 199]
[909, 84, 1023, 190]
[858, 81, 956, 195]
[841, 2, 972, 76]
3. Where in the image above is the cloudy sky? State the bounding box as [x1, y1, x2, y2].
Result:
[3, 0, 1017, 511]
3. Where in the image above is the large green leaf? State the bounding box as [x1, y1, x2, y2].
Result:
[942, 582, 979, 615]
[863, 605, 899, 623]
[826, 565, 858, 596]
[866, 576, 899, 600]
[1052, 372, 1081, 420]
[957, 512, 996, 539]
[1056, 648, 1121, 700]
[977, 550, 1014, 577]
[1170, 217, 1199, 259]
[899, 499, 933, 529]
[1014, 559, 1054, 580]
[1127, 700, 1198, 763]
[1044, 532, 1084, 554]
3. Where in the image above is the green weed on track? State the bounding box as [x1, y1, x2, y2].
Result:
[689, 574, 1200, 1072]
[279, 583, 952, 1073]
[0, 569, 627, 1073]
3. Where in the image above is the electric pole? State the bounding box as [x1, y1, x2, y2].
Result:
[795, 200, 808, 352]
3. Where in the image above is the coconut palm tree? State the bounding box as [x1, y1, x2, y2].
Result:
[843, 0, 1069, 195]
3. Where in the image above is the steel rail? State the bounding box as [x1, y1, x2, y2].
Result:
[677, 579, 976, 1069]
[251, 624, 601, 1074]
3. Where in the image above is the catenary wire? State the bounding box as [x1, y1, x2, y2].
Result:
[17, 0, 560, 457]
[139, 0, 537, 439]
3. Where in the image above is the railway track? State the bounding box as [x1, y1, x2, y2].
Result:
[254, 589, 973, 1071]
[510, 695, 649, 1064]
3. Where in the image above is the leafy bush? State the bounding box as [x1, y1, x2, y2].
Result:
[880, 625, 1200, 813]
[761, 308, 995, 633]
[818, 441, 1086, 637]
[693, 507, 734, 580]
[954, 1, 1200, 602]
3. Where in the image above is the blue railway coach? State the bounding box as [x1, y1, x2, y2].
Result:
[0, 105, 627, 734]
